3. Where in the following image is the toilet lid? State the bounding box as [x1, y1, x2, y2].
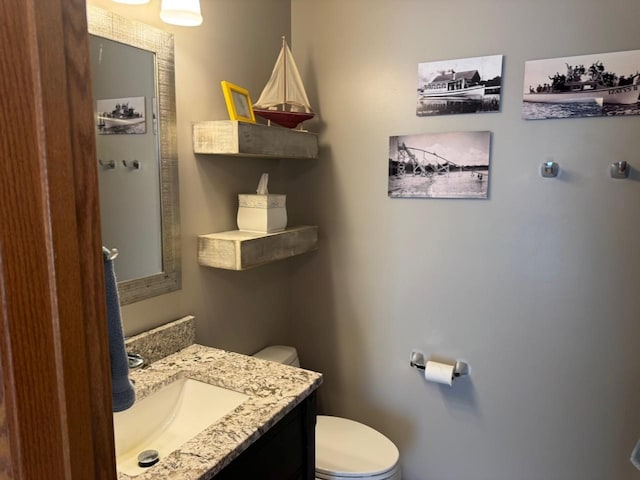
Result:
[316, 416, 399, 478]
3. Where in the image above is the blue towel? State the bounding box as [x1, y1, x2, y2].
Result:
[103, 247, 135, 412]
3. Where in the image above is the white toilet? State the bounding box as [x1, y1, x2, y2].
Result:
[253, 345, 401, 480]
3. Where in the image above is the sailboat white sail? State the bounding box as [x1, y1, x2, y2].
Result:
[253, 37, 315, 129]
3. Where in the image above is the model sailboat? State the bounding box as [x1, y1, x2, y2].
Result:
[253, 37, 315, 129]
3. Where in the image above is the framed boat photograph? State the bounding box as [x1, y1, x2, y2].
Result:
[417, 55, 503, 117]
[522, 49, 640, 120]
[221, 81, 256, 123]
[388, 131, 491, 199]
[96, 96, 146, 135]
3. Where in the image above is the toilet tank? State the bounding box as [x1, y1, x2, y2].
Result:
[253, 345, 300, 367]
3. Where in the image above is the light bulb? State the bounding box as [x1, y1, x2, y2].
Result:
[111, 0, 150, 4]
[160, 0, 203, 27]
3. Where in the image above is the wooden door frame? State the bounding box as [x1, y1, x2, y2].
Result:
[0, 0, 116, 478]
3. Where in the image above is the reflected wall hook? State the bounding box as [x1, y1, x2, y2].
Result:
[610, 161, 630, 179]
[122, 160, 141, 170]
[540, 161, 559, 178]
[99, 159, 116, 169]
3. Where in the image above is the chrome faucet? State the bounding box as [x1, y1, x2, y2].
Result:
[127, 352, 145, 371]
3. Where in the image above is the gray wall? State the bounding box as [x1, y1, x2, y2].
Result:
[289, 0, 640, 479]
[87, 0, 295, 355]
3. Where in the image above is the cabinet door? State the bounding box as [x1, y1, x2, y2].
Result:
[215, 393, 316, 480]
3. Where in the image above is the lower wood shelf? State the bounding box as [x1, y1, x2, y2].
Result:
[198, 226, 318, 271]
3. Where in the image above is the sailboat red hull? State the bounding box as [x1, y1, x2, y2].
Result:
[254, 108, 315, 129]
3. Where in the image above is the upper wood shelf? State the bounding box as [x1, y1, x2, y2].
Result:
[193, 120, 318, 159]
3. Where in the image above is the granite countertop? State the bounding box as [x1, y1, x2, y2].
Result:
[118, 319, 322, 480]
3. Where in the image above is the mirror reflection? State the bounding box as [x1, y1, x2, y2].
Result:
[88, 6, 181, 305]
[91, 35, 163, 282]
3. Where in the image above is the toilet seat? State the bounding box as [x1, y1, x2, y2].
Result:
[315, 416, 400, 480]
[316, 463, 400, 480]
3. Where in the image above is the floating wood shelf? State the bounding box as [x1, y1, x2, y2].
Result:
[193, 120, 318, 159]
[198, 226, 318, 271]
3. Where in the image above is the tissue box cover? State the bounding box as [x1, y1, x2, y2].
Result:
[237, 194, 287, 233]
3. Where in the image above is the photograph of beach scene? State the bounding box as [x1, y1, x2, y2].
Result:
[389, 131, 491, 199]
[417, 55, 503, 117]
[97, 96, 146, 134]
[522, 49, 640, 120]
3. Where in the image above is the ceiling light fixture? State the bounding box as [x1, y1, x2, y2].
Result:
[111, 0, 203, 27]
[160, 0, 203, 27]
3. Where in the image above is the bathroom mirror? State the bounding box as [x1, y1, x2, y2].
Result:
[88, 6, 180, 305]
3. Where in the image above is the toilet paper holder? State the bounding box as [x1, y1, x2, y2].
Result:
[410, 349, 469, 377]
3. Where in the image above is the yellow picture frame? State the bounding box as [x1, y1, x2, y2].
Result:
[220, 81, 256, 123]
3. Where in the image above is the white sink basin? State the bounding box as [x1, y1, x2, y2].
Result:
[113, 378, 249, 476]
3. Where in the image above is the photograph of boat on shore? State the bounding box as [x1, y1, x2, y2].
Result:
[97, 96, 146, 134]
[522, 49, 640, 120]
[417, 55, 503, 117]
[389, 131, 491, 199]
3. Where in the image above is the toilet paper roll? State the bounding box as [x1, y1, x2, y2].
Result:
[424, 361, 455, 386]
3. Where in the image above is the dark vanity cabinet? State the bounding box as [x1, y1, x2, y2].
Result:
[215, 392, 317, 480]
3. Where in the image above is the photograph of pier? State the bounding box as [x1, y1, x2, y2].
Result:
[389, 131, 491, 199]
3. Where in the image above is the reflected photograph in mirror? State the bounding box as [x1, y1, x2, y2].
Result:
[97, 96, 147, 135]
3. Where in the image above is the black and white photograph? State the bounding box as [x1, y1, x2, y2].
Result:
[417, 55, 503, 117]
[522, 49, 640, 120]
[389, 131, 491, 199]
[97, 96, 146, 134]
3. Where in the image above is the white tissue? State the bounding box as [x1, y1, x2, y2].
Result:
[256, 173, 269, 194]
[424, 360, 456, 386]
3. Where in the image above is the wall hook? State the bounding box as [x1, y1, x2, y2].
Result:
[98, 159, 116, 169]
[540, 161, 559, 178]
[610, 161, 630, 179]
[122, 160, 141, 170]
